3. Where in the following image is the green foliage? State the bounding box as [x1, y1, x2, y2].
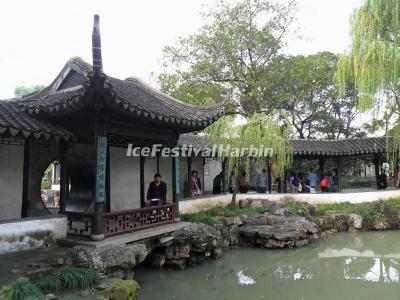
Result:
[181, 205, 273, 226]
[269, 52, 363, 139]
[12, 277, 44, 300]
[14, 85, 44, 98]
[315, 202, 355, 215]
[41, 179, 51, 190]
[353, 199, 400, 228]
[32, 267, 100, 293]
[336, 0, 400, 160]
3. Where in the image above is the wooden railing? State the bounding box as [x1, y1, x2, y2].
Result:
[103, 203, 176, 237]
[67, 211, 93, 237]
[66, 203, 176, 238]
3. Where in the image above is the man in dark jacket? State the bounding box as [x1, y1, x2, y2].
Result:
[146, 173, 167, 206]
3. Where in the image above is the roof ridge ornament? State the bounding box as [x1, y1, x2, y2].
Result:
[92, 15, 103, 75]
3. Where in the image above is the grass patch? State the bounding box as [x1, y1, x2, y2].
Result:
[181, 205, 273, 226]
[32, 267, 100, 293]
[12, 277, 44, 300]
[181, 198, 400, 229]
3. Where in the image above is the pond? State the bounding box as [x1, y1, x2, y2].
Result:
[135, 231, 400, 300]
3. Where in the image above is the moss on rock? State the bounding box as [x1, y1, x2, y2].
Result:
[102, 279, 140, 300]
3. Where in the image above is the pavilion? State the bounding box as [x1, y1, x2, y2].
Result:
[0, 16, 224, 241]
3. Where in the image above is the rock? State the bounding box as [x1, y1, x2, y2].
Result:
[102, 279, 140, 300]
[165, 258, 187, 269]
[10, 268, 22, 275]
[148, 253, 166, 268]
[45, 294, 57, 300]
[71, 242, 148, 273]
[97, 278, 121, 290]
[239, 216, 318, 249]
[266, 215, 280, 225]
[212, 248, 223, 259]
[348, 213, 362, 231]
[56, 257, 64, 266]
[249, 201, 263, 208]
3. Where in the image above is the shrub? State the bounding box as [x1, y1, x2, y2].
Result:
[32, 267, 100, 293]
[181, 205, 273, 226]
[12, 277, 43, 300]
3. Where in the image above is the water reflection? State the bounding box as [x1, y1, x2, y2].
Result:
[136, 231, 400, 300]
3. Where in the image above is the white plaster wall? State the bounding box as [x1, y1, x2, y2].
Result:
[110, 147, 141, 211]
[0, 144, 24, 220]
[204, 159, 222, 192]
[179, 190, 400, 214]
[0, 215, 67, 254]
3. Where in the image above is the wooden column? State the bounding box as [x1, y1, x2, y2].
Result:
[373, 153, 380, 189]
[319, 157, 325, 178]
[91, 132, 107, 241]
[59, 139, 67, 214]
[336, 157, 342, 192]
[172, 155, 180, 218]
[267, 163, 272, 193]
[21, 137, 30, 218]
[187, 157, 192, 197]
[140, 156, 145, 207]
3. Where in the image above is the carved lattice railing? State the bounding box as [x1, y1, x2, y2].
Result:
[103, 203, 176, 237]
[66, 203, 176, 238]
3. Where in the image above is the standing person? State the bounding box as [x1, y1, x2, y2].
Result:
[213, 171, 223, 194]
[190, 170, 202, 197]
[238, 171, 249, 193]
[289, 171, 299, 193]
[307, 168, 318, 190]
[320, 174, 329, 193]
[332, 169, 340, 192]
[256, 169, 268, 193]
[146, 173, 167, 206]
[378, 169, 387, 190]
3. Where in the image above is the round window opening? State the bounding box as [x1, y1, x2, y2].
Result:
[41, 160, 61, 214]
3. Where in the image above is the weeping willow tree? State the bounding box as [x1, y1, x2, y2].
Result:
[205, 112, 292, 205]
[336, 0, 400, 161]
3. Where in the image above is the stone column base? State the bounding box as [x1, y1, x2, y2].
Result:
[90, 233, 105, 241]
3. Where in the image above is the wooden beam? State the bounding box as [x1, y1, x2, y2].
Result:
[187, 157, 192, 197]
[373, 153, 380, 190]
[172, 156, 180, 218]
[21, 137, 30, 218]
[336, 157, 342, 192]
[59, 139, 67, 214]
[140, 156, 145, 207]
[91, 130, 107, 241]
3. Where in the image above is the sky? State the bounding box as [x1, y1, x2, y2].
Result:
[0, 0, 363, 99]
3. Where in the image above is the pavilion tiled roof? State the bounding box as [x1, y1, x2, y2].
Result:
[0, 100, 73, 140]
[19, 58, 225, 131]
[291, 137, 389, 156]
[178, 134, 391, 157]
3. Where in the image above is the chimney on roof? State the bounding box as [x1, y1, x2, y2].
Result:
[92, 15, 103, 74]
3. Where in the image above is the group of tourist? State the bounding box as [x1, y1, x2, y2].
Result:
[287, 168, 339, 193]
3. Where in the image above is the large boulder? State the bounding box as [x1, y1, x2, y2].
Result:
[239, 216, 318, 249]
[71, 242, 148, 273]
[316, 212, 363, 232]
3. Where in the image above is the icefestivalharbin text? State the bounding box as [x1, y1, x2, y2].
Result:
[126, 143, 273, 158]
